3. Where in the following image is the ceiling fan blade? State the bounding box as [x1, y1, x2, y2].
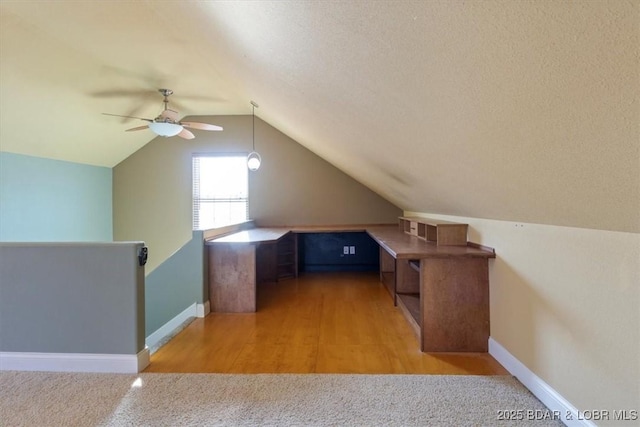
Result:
[125, 125, 149, 132]
[91, 89, 158, 99]
[180, 122, 223, 131]
[177, 128, 195, 140]
[102, 113, 152, 122]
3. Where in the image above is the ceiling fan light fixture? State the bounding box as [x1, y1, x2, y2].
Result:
[148, 121, 183, 137]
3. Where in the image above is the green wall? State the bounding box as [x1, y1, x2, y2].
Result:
[145, 231, 205, 336]
[0, 152, 112, 242]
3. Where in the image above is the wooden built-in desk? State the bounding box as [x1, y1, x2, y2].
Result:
[206, 225, 386, 311]
[206, 221, 495, 353]
[366, 225, 495, 352]
[206, 228, 292, 312]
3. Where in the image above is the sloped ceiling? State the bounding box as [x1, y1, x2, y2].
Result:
[1, 1, 638, 232]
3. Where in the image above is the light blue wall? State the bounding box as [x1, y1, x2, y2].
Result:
[0, 152, 112, 241]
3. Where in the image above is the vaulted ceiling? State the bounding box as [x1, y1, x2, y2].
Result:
[1, 1, 638, 232]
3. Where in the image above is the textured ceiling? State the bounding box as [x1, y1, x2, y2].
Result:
[1, 1, 638, 232]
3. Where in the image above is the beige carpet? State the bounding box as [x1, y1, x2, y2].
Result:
[1, 372, 562, 426]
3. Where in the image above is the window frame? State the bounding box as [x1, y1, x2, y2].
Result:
[192, 152, 250, 230]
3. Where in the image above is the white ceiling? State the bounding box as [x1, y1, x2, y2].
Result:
[1, 1, 638, 232]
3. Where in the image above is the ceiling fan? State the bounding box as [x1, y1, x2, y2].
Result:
[103, 89, 223, 139]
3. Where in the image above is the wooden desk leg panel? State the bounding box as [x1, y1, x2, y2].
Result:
[209, 244, 257, 313]
[420, 258, 489, 352]
[379, 247, 396, 302]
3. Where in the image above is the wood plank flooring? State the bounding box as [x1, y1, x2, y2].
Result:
[144, 272, 508, 375]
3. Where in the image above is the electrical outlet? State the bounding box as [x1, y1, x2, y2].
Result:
[349, 246, 355, 255]
[343, 246, 349, 255]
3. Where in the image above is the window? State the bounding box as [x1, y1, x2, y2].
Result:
[192, 155, 248, 230]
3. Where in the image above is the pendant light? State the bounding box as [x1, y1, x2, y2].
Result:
[247, 101, 261, 171]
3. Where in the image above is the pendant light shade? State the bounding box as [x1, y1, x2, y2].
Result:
[247, 151, 261, 171]
[247, 101, 261, 171]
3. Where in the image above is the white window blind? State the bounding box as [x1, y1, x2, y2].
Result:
[192, 155, 248, 230]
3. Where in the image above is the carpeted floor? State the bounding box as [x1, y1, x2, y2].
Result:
[0, 372, 563, 426]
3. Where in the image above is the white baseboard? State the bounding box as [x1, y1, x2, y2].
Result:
[0, 347, 149, 374]
[145, 302, 197, 349]
[137, 346, 150, 371]
[196, 300, 210, 318]
[489, 337, 596, 427]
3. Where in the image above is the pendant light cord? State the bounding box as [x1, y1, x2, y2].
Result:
[250, 100, 259, 151]
[247, 101, 261, 171]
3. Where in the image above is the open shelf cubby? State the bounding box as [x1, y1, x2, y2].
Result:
[398, 216, 468, 246]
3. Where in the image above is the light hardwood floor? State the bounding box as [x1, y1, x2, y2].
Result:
[145, 272, 508, 375]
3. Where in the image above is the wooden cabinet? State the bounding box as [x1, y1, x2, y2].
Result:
[398, 216, 468, 246]
[419, 257, 490, 352]
[208, 243, 257, 312]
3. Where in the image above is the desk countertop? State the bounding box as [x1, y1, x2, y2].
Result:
[206, 228, 291, 244]
[206, 224, 496, 259]
[205, 224, 387, 245]
[366, 226, 495, 259]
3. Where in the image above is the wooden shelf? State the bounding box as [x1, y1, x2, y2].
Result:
[397, 293, 420, 322]
[398, 216, 468, 246]
[253, 232, 298, 284]
[276, 232, 297, 281]
[396, 293, 420, 340]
